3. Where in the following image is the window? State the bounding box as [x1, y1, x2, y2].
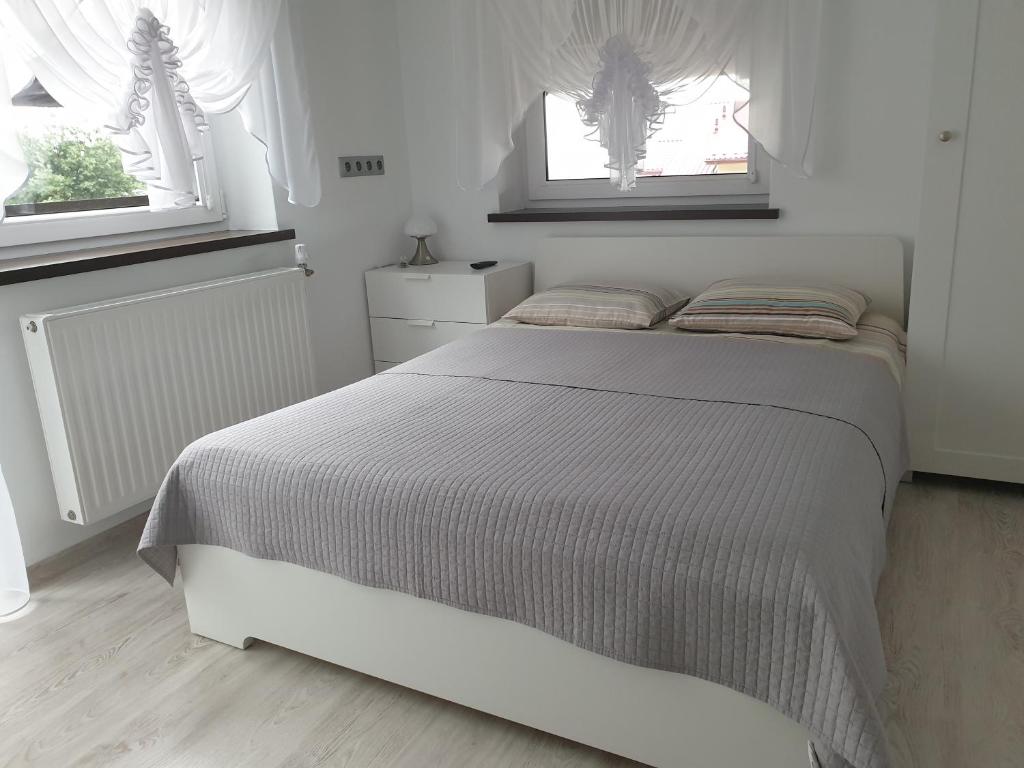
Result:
[4, 78, 150, 219]
[1, 49, 224, 250]
[526, 74, 768, 201]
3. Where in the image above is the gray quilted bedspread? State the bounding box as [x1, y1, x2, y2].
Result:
[139, 327, 906, 768]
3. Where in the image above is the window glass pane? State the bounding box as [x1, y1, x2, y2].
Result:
[3, 50, 146, 214]
[8, 104, 147, 208]
[545, 75, 750, 181]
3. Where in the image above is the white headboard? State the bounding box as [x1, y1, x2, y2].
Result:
[535, 236, 906, 323]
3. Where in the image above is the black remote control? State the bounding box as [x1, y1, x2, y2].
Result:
[470, 260, 497, 270]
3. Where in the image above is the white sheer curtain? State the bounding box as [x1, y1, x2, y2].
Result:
[453, 0, 821, 191]
[237, 1, 319, 208]
[0, 465, 29, 618]
[0, 0, 320, 220]
[0, 52, 27, 212]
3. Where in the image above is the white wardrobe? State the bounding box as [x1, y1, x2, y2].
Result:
[906, 0, 1024, 483]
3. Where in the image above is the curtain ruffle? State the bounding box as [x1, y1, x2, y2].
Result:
[105, 9, 208, 207]
[578, 34, 668, 191]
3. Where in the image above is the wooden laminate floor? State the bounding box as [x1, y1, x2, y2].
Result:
[1, 474, 1022, 768]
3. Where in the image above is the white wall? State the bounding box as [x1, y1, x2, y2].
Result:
[275, 0, 412, 393]
[396, 0, 936, 302]
[209, 111, 279, 231]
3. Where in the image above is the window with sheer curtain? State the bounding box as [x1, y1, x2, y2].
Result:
[0, 0, 320, 249]
[452, 0, 820, 198]
[527, 77, 769, 200]
[2, 63, 154, 219]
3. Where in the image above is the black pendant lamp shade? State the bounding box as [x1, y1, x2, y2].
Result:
[11, 77, 61, 108]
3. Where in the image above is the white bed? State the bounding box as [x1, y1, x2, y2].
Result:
[177, 235, 905, 768]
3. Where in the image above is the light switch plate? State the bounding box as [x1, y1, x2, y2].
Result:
[339, 155, 385, 177]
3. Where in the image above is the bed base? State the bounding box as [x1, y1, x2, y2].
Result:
[179, 545, 811, 768]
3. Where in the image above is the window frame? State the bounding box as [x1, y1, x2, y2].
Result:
[0, 120, 226, 252]
[3, 195, 149, 217]
[524, 95, 769, 203]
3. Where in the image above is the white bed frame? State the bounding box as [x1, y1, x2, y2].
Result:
[179, 235, 905, 768]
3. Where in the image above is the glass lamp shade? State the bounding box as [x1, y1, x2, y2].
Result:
[404, 214, 437, 238]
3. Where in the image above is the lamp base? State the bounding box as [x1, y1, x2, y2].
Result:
[409, 236, 438, 266]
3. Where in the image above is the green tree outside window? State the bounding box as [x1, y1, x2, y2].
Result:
[8, 127, 145, 205]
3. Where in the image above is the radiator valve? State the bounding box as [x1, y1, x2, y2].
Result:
[294, 243, 314, 277]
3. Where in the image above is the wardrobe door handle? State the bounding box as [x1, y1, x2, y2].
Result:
[406, 319, 435, 327]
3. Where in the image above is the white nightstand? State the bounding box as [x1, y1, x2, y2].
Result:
[365, 261, 533, 372]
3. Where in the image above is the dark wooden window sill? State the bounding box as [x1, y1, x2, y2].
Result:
[487, 205, 780, 223]
[0, 229, 295, 286]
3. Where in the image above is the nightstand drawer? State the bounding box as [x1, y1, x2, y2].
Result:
[369, 317, 481, 363]
[366, 271, 488, 323]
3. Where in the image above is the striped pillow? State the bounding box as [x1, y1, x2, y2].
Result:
[852, 311, 907, 383]
[669, 279, 870, 339]
[503, 283, 689, 330]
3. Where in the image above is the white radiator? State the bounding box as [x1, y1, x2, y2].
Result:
[21, 267, 316, 526]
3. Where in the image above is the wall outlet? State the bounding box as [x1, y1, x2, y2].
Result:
[339, 155, 385, 177]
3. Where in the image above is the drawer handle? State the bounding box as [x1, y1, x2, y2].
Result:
[403, 274, 431, 281]
[406, 319, 435, 327]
